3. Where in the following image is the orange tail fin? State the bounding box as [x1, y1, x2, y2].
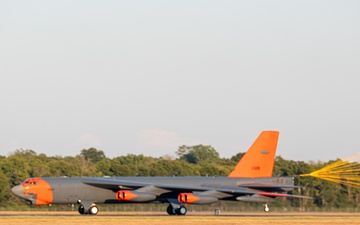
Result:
[228, 131, 279, 178]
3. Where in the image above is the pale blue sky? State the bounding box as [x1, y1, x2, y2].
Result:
[1, 1, 359, 161]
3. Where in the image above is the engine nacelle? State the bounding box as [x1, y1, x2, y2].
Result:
[116, 190, 156, 202]
[178, 193, 218, 204]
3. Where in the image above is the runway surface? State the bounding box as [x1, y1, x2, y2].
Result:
[1, 211, 360, 217]
[1, 212, 360, 225]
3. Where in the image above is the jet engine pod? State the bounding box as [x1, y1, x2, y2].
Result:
[178, 193, 218, 204]
[116, 190, 156, 202]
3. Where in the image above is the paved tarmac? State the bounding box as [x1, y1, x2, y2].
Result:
[1, 211, 360, 217]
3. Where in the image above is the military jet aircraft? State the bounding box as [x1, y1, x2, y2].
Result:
[11, 131, 311, 215]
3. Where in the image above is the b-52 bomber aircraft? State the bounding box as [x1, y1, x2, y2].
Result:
[11, 131, 311, 215]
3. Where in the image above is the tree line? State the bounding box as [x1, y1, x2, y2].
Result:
[0, 146, 359, 210]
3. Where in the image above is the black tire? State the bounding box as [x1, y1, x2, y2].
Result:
[78, 205, 87, 215]
[176, 206, 187, 215]
[89, 206, 99, 215]
[166, 205, 176, 215]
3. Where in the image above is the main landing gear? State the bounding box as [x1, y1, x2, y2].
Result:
[166, 204, 187, 215]
[78, 205, 99, 215]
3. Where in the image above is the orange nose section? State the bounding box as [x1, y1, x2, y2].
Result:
[22, 178, 53, 205]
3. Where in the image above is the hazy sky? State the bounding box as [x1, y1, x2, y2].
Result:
[1, 1, 359, 162]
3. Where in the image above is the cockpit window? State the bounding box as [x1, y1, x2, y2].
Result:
[23, 178, 39, 185]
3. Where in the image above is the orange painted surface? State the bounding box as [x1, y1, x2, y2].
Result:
[21, 178, 53, 205]
[178, 193, 200, 204]
[228, 131, 279, 178]
[258, 192, 288, 197]
[116, 190, 139, 201]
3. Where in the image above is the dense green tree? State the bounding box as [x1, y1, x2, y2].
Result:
[80, 148, 106, 163]
[96, 158, 114, 176]
[177, 145, 220, 164]
[2, 154, 30, 186]
[0, 169, 10, 202]
[230, 152, 245, 162]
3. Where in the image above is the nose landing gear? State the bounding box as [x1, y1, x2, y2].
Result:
[78, 204, 99, 215]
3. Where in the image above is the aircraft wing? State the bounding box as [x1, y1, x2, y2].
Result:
[81, 177, 311, 200]
[82, 177, 235, 194]
[82, 177, 152, 190]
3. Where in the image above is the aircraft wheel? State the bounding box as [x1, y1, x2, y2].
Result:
[78, 205, 87, 215]
[176, 206, 187, 215]
[89, 205, 99, 215]
[166, 205, 176, 215]
[264, 204, 270, 212]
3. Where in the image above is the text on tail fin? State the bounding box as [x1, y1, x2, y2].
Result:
[228, 131, 279, 178]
